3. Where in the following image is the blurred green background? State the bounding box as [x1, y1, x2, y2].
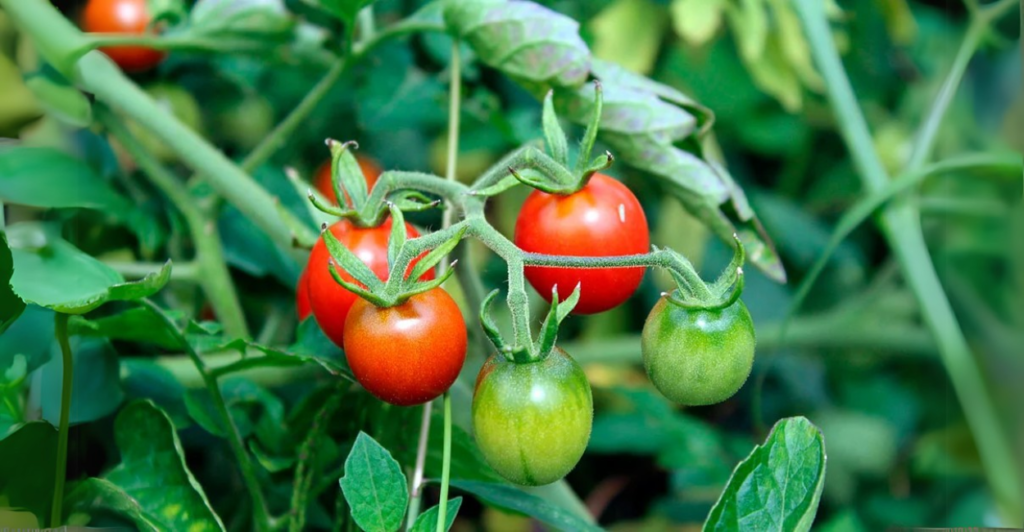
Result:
[1, 0, 1022, 530]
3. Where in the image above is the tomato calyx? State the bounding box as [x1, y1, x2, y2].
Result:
[480, 282, 581, 363]
[664, 234, 747, 312]
[307, 139, 440, 229]
[321, 204, 465, 308]
[508, 82, 614, 196]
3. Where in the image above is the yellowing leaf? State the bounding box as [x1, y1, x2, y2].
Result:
[743, 36, 803, 112]
[725, 0, 768, 63]
[670, 0, 726, 46]
[768, 0, 823, 91]
[590, 0, 667, 75]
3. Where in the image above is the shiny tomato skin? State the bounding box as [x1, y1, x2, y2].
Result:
[472, 348, 593, 486]
[314, 155, 383, 206]
[296, 267, 312, 321]
[81, 0, 165, 71]
[514, 173, 649, 314]
[641, 297, 756, 406]
[343, 288, 467, 406]
[306, 219, 434, 347]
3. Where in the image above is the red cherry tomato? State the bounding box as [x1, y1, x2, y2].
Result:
[513, 173, 650, 314]
[343, 287, 467, 406]
[296, 267, 312, 321]
[81, 0, 165, 72]
[306, 219, 434, 347]
[314, 155, 383, 206]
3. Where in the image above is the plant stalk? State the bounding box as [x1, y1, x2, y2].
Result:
[50, 312, 73, 528]
[436, 392, 453, 532]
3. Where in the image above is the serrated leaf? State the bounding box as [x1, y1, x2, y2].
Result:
[0, 232, 25, 335]
[7, 224, 171, 314]
[66, 401, 225, 531]
[445, 1, 590, 88]
[671, 0, 726, 46]
[184, 377, 284, 439]
[703, 417, 826, 532]
[409, 497, 462, 532]
[448, 481, 601, 532]
[339, 432, 409, 532]
[555, 82, 698, 147]
[70, 307, 184, 350]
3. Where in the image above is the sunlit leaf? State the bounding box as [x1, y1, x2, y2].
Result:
[339, 432, 409, 532]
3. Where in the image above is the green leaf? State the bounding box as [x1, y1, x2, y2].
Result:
[589, 0, 667, 75]
[448, 481, 602, 532]
[66, 401, 224, 531]
[703, 417, 826, 532]
[339, 432, 409, 532]
[70, 306, 184, 350]
[0, 422, 57, 521]
[320, 0, 376, 27]
[120, 359, 191, 429]
[188, 0, 294, 39]
[184, 377, 284, 439]
[409, 497, 462, 532]
[0, 305, 53, 376]
[7, 224, 171, 314]
[23, 69, 92, 127]
[445, 1, 591, 88]
[40, 337, 124, 426]
[0, 232, 25, 334]
[671, 0, 726, 46]
[0, 148, 162, 250]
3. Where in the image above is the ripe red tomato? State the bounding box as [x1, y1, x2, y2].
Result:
[306, 219, 434, 347]
[514, 173, 650, 314]
[81, 0, 165, 72]
[314, 155, 383, 206]
[343, 288, 467, 406]
[296, 267, 312, 321]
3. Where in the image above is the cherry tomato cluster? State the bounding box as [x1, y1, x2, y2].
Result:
[297, 149, 754, 487]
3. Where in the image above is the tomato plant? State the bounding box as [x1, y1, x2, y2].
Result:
[472, 347, 593, 486]
[2, 0, 1016, 530]
[344, 287, 466, 406]
[80, 0, 164, 71]
[515, 172, 650, 314]
[641, 297, 756, 406]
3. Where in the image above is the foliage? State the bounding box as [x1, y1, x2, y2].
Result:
[0, 0, 1020, 530]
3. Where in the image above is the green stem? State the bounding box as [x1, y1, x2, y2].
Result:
[405, 404, 433, 531]
[793, 0, 1023, 521]
[436, 392, 452, 532]
[104, 260, 199, 281]
[142, 299, 272, 530]
[98, 106, 250, 339]
[84, 33, 275, 54]
[50, 312, 73, 528]
[289, 390, 343, 532]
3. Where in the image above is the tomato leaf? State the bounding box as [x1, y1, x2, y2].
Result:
[187, 0, 294, 40]
[409, 497, 462, 532]
[445, 0, 590, 88]
[0, 232, 25, 335]
[7, 223, 172, 314]
[703, 416, 826, 532]
[0, 422, 58, 521]
[40, 337, 124, 426]
[447, 480, 602, 532]
[120, 359, 191, 429]
[0, 147, 163, 251]
[23, 68, 92, 127]
[319, 0, 376, 27]
[184, 377, 285, 440]
[70, 306, 184, 350]
[339, 432, 409, 532]
[66, 401, 225, 531]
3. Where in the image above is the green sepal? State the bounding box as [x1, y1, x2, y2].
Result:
[397, 266, 456, 302]
[388, 190, 442, 213]
[708, 234, 746, 297]
[573, 81, 604, 175]
[470, 174, 521, 197]
[327, 261, 386, 307]
[406, 225, 468, 283]
[307, 189, 354, 219]
[542, 90, 569, 166]
[386, 203, 407, 274]
[321, 223, 384, 292]
[533, 283, 581, 358]
[284, 167, 336, 236]
[328, 139, 369, 210]
[479, 289, 507, 353]
[579, 151, 615, 182]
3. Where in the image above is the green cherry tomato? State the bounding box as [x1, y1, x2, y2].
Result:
[641, 297, 756, 406]
[472, 348, 593, 486]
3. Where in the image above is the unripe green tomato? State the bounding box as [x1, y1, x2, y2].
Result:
[641, 297, 756, 406]
[128, 83, 202, 161]
[214, 94, 274, 151]
[472, 348, 593, 486]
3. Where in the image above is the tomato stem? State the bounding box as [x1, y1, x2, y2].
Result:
[436, 391, 453, 532]
[50, 312, 73, 528]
